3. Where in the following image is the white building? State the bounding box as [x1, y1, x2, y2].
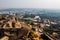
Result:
[34, 16, 41, 22]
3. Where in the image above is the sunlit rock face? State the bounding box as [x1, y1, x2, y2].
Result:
[0, 16, 24, 28]
[0, 15, 44, 40]
[0, 36, 9, 40]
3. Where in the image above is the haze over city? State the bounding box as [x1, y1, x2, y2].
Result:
[0, 0, 60, 9]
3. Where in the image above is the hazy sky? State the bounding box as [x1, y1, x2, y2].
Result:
[0, 0, 60, 9]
